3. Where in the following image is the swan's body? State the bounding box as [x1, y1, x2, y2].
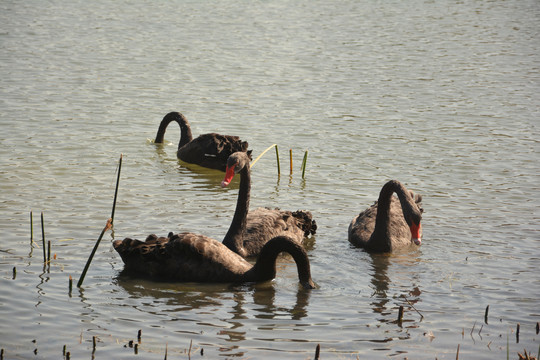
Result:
[154, 112, 251, 172]
[348, 180, 423, 253]
[221, 152, 316, 258]
[113, 234, 315, 289]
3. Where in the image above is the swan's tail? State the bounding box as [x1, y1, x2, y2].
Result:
[292, 210, 317, 237]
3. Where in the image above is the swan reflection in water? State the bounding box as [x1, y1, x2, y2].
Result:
[367, 250, 423, 333]
[114, 270, 312, 356]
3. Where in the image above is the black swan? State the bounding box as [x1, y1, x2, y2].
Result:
[348, 180, 423, 253]
[221, 151, 317, 258]
[113, 235, 316, 289]
[154, 111, 251, 171]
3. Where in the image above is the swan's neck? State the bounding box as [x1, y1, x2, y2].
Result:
[155, 115, 173, 143]
[155, 113, 193, 147]
[248, 236, 314, 289]
[222, 166, 250, 257]
[178, 119, 193, 149]
[371, 180, 412, 250]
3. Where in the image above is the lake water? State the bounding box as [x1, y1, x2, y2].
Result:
[1, 0, 539, 359]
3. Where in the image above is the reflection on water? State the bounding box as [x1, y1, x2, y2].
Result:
[251, 282, 310, 321]
[113, 273, 312, 358]
[367, 250, 423, 347]
[115, 275, 311, 322]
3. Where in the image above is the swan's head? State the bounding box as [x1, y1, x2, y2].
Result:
[410, 222, 422, 246]
[221, 152, 250, 187]
[404, 207, 422, 246]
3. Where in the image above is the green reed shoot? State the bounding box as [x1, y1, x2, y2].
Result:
[301, 150, 308, 179]
[275, 145, 280, 175]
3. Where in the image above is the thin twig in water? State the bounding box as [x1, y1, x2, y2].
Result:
[470, 321, 476, 335]
[402, 295, 424, 319]
[41, 212, 46, 262]
[77, 154, 122, 287]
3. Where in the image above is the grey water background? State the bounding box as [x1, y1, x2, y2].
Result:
[1, 0, 539, 359]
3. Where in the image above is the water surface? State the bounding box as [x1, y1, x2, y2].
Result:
[1, 0, 539, 359]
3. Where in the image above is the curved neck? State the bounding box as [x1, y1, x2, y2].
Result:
[249, 236, 314, 289]
[222, 165, 250, 257]
[372, 180, 413, 248]
[178, 119, 193, 149]
[155, 113, 193, 148]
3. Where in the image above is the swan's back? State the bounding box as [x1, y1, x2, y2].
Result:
[242, 208, 316, 256]
[178, 133, 250, 171]
[348, 196, 414, 249]
[113, 233, 251, 282]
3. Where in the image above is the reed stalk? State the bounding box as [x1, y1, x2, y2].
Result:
[41, 212, 46, 262]
[301, 150, 308, 179]
[289, 149, 293, 175]
[47, 240, 51, 265]
[69, 276, 73, 296]
[485, 305, 489, 324]
[77, 154, 122, 288]
[30, 211, 33, 245]
[275, 145, 280, 175]
[250, 144, 280, 175]
[397, 305, 404, 324]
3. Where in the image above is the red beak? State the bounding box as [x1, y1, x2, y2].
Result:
[221, 163, 237, 187]
[410, 222, 422, 245]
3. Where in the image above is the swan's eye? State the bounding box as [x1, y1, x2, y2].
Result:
[233, 162, 242, 174]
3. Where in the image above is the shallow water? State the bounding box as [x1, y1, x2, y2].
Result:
[1, 0, 539, 359]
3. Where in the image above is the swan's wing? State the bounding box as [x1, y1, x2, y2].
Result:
[113, 232, 251, 282]
[348, 203, 377, 246]
[242, 208, 310, 256]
